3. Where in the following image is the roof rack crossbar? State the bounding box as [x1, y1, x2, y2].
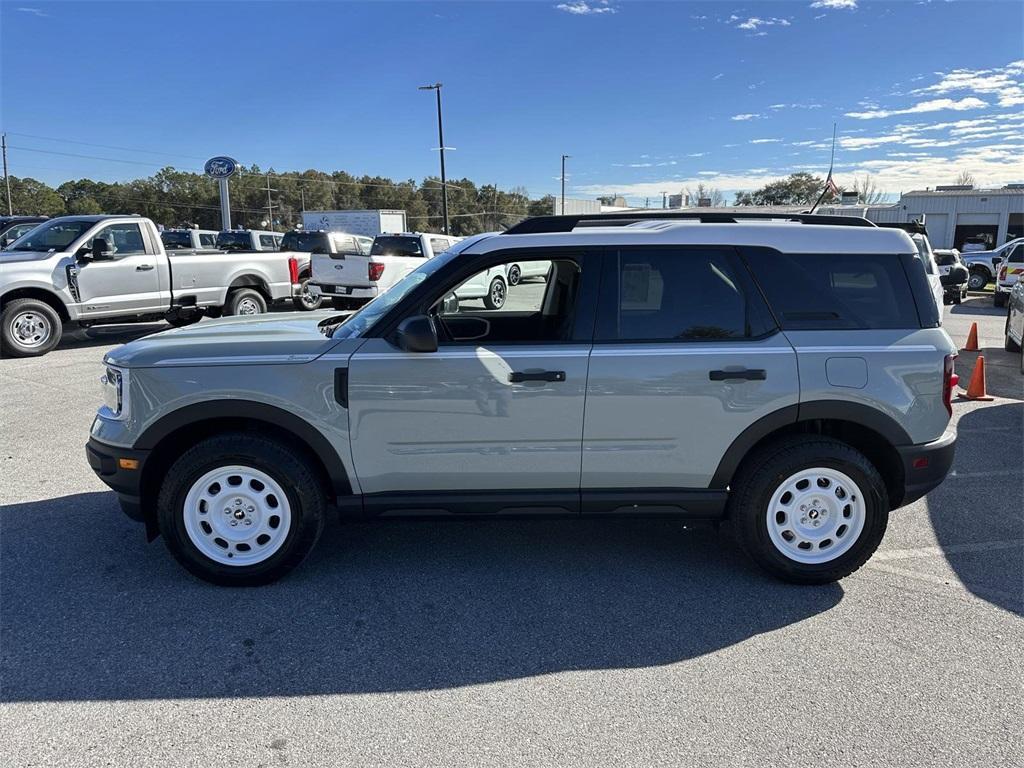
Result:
[503, 211, 877, 235]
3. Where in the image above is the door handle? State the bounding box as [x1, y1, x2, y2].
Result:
[509, 370, 566, 383]
[709, 368, 767, 381]
[136, 264, 154, 271]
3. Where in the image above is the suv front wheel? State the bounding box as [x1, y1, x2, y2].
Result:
[156, 433, 326, 586]
[728, 437, 889, 584]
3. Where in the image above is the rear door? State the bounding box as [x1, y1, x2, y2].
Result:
[582, 245, 798, 491]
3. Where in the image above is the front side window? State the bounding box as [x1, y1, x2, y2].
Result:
[87, 223, 147, 257]
[743, 248, 920, 330]
[597, 248, 769, 341]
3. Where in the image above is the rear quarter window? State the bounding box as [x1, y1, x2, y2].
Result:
[741, 247, 921, 330]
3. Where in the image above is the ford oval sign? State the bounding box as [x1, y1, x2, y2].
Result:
[204, 156, 238, 179]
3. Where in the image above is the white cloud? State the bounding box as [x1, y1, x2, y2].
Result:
[712, 73, 725, 81]
[913, 61, 1024, 108]
[845, 96, 988, 119]
[769, 102, 823, 110]
[735, 16, 791, 31]
[731, 113, 761, 121]
[687, 152, 709, 157]
[810, 0, 857, 9]
[750, 138, 782, 144]
[16, 7, 50, 16]
[555, 1, 617, 16]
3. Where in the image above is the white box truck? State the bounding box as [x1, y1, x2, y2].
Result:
[301, 209, 407, 238]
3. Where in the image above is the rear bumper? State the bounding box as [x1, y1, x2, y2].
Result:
[895, 428, 956, 507]
[86, 437, 149, 522]
[309, 282, 378, 299]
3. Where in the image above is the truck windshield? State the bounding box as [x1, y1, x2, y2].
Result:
[161, 231, 193, 249]
[371, 236, 422, 257]
[280, 231, 330, 253]
[934, 252, 958, 266]
[7, 219, 94, 251]
[217, 232, 253, 251]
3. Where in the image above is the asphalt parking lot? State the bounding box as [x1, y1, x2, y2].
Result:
[1, 289, 1021, 767]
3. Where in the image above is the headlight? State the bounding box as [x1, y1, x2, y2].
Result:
[100, 366, 128, 420]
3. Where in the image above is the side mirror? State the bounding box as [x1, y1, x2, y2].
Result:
[396, 315, 438, 353]
[90, 238, 113, 260]
[441, 292, 459, 314]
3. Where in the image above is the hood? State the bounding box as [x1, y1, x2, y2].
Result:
[105, 311, 351, 368]
[0, 249, 61, 264]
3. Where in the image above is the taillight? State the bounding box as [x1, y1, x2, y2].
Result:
[288, 256, 299, 284]
[368, 261, 385, 281]
[943, 354, 957, 417]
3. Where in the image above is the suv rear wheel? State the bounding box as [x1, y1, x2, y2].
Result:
[156, 433, 326, 586]
[484, 276, 507, 310]
[728, 437, 889, 584]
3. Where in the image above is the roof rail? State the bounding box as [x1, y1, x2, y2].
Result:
[503, 211, 877, 235]
[876, 221, 928, 236]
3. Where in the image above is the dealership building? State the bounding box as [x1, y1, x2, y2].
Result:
[820, 185, 1024, 250]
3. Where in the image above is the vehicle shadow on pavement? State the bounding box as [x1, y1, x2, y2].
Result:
[949, 296, 1006, 318]
[56, 323, 168, 351]
[0, 493, 842, 702]
[927, 401, 1024, 615]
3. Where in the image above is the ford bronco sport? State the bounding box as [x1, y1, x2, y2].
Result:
[87, 211, 958, 586]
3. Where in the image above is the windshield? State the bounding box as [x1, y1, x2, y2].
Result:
[280, 231, 330, 253]
[371, 235, 422, 257]
[329, 249, 458, 338]
[216, 232, 253, 251]
[7, 219, 94, 251]
[934, 251, 958, 266]
[161, 231, 193, 249]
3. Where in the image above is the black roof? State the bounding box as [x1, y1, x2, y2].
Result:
[504, 210, 877, 234]
[0, 215, 48, 225]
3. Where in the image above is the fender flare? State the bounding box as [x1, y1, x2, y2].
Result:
[710, 400, 912, 489]
[136, 399, 352, 496]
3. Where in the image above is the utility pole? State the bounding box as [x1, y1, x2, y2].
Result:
[2, 133, 12, 216]
[300, 187, 306, 212]
[264, 174, 278, 232]
[560, 154, 570, 215]
[419, 83, 450, 234]
[662, 191, 667, 209]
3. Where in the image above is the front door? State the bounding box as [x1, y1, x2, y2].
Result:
[346, 253, 597, 512]
[74, 222, 163, 318]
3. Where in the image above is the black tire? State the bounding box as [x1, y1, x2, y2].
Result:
[0, 298, 63, 357]
[156, 433, 326, 586]
[1005, 313, 1021, 353]
[994, 292, 1008, 308]
[483, 276, 507, 310]
[727, 436, 889, 584]
[507, 264, 522, 286]
[968, 270, 988, 291]
[292, 276, 323, 311]
[226, 287, 267, 316]
[953, 287, 964, 304]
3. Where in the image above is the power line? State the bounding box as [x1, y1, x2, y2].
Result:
[3, 132, 209, 161]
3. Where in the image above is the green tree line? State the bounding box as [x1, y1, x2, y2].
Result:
[1, 166, 556, 236]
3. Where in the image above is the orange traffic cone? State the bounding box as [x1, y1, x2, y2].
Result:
[958, 355, 994, 401]
[963, 322, 980, 351]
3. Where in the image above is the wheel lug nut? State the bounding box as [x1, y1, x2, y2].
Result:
[231, 521, 238, 526]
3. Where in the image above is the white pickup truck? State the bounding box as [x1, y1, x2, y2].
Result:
[0, 214, 305, 357]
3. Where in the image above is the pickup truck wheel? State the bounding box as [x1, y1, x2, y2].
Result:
[156, 433, 326, 586]
[1, 298, 62, 357]
[728, 437, 889, 584]
[967, 271, 988, 290]
[484, 276, 507, 310]
[227, 288, 267, 316]
[293, 277, 322, 311]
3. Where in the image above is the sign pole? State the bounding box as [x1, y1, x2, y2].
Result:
[205, 156, 238, 231]
[219, 178, 231, 231]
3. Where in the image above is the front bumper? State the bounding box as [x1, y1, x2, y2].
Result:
[86, 437, 149, 522]
[895, 428, 956, 507]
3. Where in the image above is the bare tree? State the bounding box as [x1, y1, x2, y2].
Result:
[684, 183, 725, 208]
[850, 174, 886, 204]
[954, 169, 976, 187]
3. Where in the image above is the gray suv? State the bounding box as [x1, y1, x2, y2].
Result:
[87, 212, 958, 586]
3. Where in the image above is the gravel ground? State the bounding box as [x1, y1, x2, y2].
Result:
[1, 290, 1021, 767]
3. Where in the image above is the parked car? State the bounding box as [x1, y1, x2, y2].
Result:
[296, 230, 374, 310]
[0, 215, 305, 356]
[216, 229, 283, 252]
[87, 211, 956, 587]
[1004, 280, 1024, 372]
[314, 231, 462, 310]
[964, 237, 1023, 291]
[506, 260, 551, 286]
[992, 240, 1024, 308]
[934, 249, 968, 304]
[160, 228, 219, 251]
[0, 215, 48, 249]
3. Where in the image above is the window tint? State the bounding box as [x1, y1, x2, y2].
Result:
[6, 219, 93, 251]
[89, 223, 147, 256]
[331, 234, 358, 254]
[430, 237, 452, 255]
[217, 232, 252, 251]
[1008, 244, 1023, 263]
[743, 248, 920, 330]
[598, 248, 771, 341]
[371, 236, 423, 257]
[934, 251, 958, 266]
[259, 234, 276, 249]
[199, 233, 217, 247]
[161, 231, 192, 249]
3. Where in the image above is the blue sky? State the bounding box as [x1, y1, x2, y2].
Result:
[2, 0, 1022, 205]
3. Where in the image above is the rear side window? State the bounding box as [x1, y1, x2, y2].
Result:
[371, 236, 423, 257]
[199, 233, 217, 248]
[742, 248, 921, 330]
[259, 234, 277, 249]
[596, 247, 775, 341]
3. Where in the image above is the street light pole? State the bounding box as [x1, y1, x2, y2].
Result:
[419, 83, 449, 235]
[560, 154, 570, 215]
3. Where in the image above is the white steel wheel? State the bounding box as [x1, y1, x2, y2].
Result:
[765, 467, 866, 565]
[10, 310, 52, 348]
[237, 297, 261, 315]
[182, 465, 293, 567]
